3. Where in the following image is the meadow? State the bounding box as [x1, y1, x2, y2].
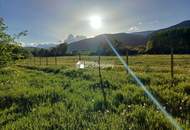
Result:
[0, 55, 190, 130]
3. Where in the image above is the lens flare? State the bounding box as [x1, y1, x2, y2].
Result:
[102, 35, 183, 130]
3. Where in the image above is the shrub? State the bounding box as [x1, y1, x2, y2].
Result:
[112, 93, 124, 107]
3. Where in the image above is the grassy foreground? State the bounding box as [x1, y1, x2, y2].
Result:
[0, 55, 190, 130]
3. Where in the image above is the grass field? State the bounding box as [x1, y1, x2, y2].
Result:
[1, 55, 190, 129]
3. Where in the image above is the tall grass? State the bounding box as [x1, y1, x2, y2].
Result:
[1, 55, 190, 129]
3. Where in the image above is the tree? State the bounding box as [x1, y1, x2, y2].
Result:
[0, 17, 30, 67]
[96, 39, 138, 55]
[56, 43, 67, 56]
[28, 43, 68, 57]
[146, 28, 190, 54]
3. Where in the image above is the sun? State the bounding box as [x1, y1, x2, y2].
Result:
[89, 15, 102, 29]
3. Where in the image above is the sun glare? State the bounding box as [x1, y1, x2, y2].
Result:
[89, 15, 102, 29]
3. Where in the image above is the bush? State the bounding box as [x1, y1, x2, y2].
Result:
[112, 93, 124, 107]
[60, 69, 92, 80]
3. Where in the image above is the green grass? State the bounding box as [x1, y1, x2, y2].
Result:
[1, 55, 190, 130]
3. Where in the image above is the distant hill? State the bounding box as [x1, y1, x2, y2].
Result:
[25, 43, 57, 49]
[146, 20, 190, 54]
[64, 34, 87, 44]
[67, 33, 148, 53]
[24, 43, 67, 57]
[132, 31, 154, 37]
[26, 20, 190, 55]
[152, 20, 190, 34]
[24, 47, 42, 54]
[164, 20, 190, 30]
[36, 43, 57, 49]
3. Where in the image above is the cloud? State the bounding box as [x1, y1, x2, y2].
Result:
[152, 20, 159, 24]
[128, 26, 139, 32]
[64, 34, 87, 44]
[20, 41, 37, 47]
[127, 21, 143, 32]
[147, 20, 160, 28]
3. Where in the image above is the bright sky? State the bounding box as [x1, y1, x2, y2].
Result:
[0, 0, 190, 45]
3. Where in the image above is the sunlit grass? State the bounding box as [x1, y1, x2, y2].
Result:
[1, 55, 190, 129]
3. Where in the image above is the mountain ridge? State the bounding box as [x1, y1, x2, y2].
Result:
[67, 20, 190, 53]
[67, 33, 148, 53]
[27, 20, 190, 53]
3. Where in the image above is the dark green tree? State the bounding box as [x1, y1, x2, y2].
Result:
[0, 18, 30, 67]
[146, 28, 190, 54]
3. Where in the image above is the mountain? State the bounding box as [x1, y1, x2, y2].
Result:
[132, 31, 154, 37]
[165, 20, 190, 29]
[64, 34, 87, 44]
[24, 47, 42, 55]
[27, 20, 190, 54]
[67, 33, 148, 53]
[154, 20, 190, 33]
[36, 43, 57, 49]
[146, 20, 190, 54]
[67, 20, 190, 54]
[133, 20, 190, 38]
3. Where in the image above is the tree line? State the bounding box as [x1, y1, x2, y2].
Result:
[28, 43, 67, 57]
[95, 39, 145, 56]
[98, 27, 190, 55]
[146, 28, 190, 54]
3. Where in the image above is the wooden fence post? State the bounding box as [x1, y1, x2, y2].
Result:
[171, 47, 174, 79]
[171, 47, 174, 87]
[23, 59, 26, 65]
[33, 57, 35, 65]
[98, 55, 107, 110]
[126, 50, 129, 65]
[30, 58, 32, 66]
[55, 56, 57, 65]
[46, 57, 48, 66]
[79, 53, 81, 61]
[39, 57, 42, 65]
[126, 50, 129, 73]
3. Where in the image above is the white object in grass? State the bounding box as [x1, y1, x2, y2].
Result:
[76, 61, 85, 69]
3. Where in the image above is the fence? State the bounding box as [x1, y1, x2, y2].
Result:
[17, 55, 190, 76]
[16, 54, 190, 129]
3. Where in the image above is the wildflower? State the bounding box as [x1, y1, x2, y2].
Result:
[106, 110, 109, 113]
[121, 112, 125, 116]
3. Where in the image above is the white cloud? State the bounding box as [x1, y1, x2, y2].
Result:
[152, 20, 159, 24]
[64, 34, 87, 44]
[128, 26, 139, 32]
[27, 42, 38, 47]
